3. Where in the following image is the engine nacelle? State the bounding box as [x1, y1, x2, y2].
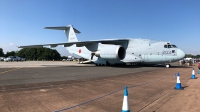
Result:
[95, 45, 126, 60]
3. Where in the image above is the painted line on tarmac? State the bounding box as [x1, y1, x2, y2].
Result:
[138, 70, 192, 112]
[54, 70, 191, 112]
[54, 75, 174, 112]
[0, 68, 22, 75]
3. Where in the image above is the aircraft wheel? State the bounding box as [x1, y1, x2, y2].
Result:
[166, 64, 171, 68]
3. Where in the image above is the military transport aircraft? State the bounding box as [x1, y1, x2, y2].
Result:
[18, 25, 185, 67]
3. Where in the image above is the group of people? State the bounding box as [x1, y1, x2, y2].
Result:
[179, 59, 196, 66]
[180, 59, 200, 70]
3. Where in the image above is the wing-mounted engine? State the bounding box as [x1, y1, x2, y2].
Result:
[92, 45, 126, 60]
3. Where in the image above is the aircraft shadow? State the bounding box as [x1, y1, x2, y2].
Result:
[43, 64, 193, 69]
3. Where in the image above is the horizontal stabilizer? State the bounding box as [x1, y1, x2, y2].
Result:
[45, 26, 81, 34]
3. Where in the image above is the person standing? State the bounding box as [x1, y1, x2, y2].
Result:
[198, 62, 200, 70]
[192, 58, 195, 66]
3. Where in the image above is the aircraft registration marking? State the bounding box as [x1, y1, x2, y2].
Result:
[162, 51, 171, 54]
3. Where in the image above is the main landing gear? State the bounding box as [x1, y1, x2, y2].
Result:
[95, 62, 109, 66]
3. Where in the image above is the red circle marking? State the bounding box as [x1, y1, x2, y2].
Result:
[78, 49, 81, 53]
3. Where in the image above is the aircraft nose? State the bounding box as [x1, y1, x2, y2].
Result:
[177, 49, 185, 59]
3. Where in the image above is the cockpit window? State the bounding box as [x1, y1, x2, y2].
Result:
[164, 44, 178, 48]
[171, 45, 177, 48]
[168, 45, 172, 48]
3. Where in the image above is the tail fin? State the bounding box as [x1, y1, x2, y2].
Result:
[45, 25, 80, 42]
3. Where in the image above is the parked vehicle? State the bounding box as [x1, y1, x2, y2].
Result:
[4, 56, 18, 62]
[0, 57, 5, 61]
[18, 57, 26, 61]
[67, 58, 73, 61]
[67, 56, 74, 61]
[4, 56, 26, 62]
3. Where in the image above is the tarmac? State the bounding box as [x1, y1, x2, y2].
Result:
[0, 61, 199, 112]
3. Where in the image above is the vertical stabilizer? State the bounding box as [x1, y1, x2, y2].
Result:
[44, 25, 81, 42]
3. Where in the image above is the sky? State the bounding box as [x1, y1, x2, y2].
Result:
[0, 0, 200, 56]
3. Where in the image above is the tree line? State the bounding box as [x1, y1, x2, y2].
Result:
[1, 48, 200, 60]
[0, 48, 63, 60]
[185, 54, 200, 58]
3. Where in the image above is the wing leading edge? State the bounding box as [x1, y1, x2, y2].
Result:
[18, 39, 129, 50]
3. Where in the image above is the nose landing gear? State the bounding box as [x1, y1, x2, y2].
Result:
[165, 64, 171, 68]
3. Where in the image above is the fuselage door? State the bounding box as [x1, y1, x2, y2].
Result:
[171, 49, 177, 56]
[142, 54, 148, 62]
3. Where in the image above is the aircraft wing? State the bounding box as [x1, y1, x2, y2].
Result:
[18, 39, 129, 49]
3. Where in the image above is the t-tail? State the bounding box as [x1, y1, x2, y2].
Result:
[45, 25, 81, 42]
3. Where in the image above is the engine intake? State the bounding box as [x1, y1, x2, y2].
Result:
[94, 45, 126, 60]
